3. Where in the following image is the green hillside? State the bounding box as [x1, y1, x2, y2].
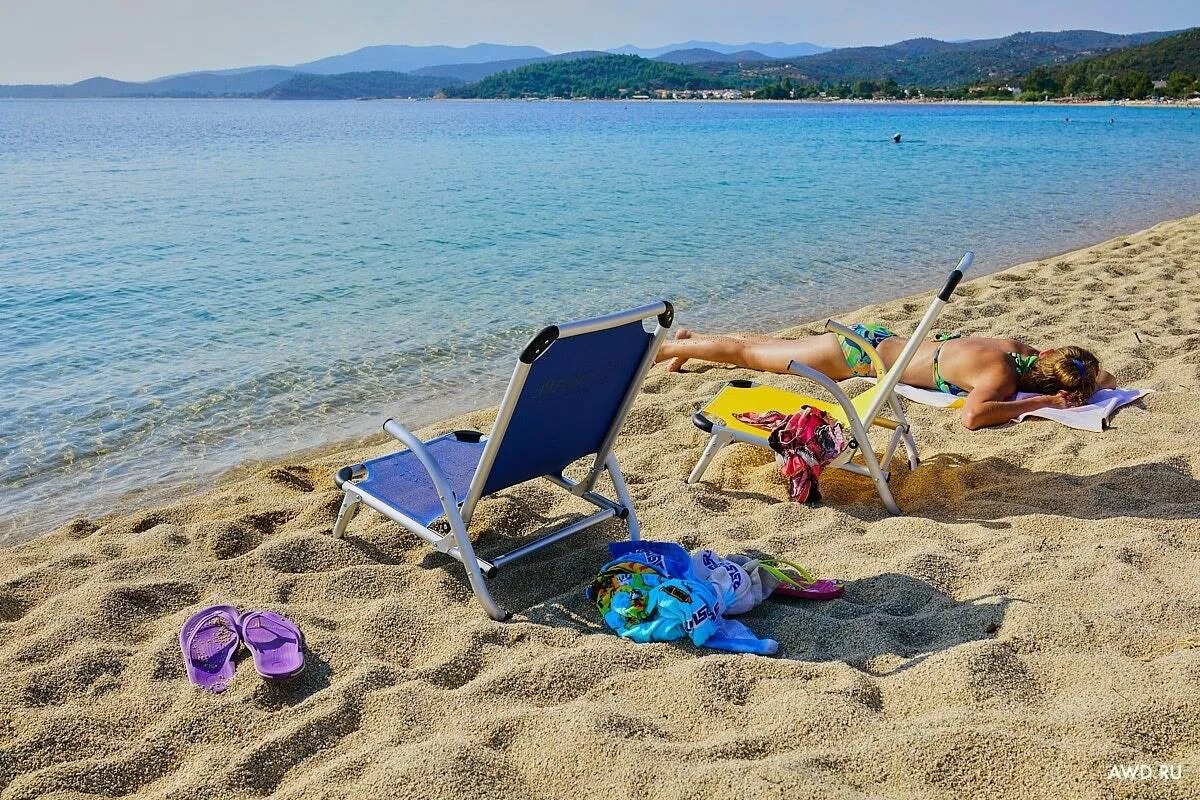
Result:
[1041, 27, 1200, 98]
[697, 29, 1182, 90]
[447, 54, 718, 98]
[258, 71, 457, 99]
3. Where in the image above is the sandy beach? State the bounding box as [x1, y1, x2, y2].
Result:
[2, 214, 1198, 799]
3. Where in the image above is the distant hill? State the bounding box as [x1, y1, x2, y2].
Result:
[694, 28, 1184, 88]
[412, 48, 770, 82]
[1029, 27, 1200, 99]
[610, 40, 827, 59]
[448, 54, 717, 98]
[412, 51, 606, 82]
[5, 30, 1187, 100]
[654, 48, 770, 65]
[1050, 27, 1200, 80]
[289, 44, 550, 75]
[258, 71, 458, 99]
[0, 68, 298, 98]
[149, 44, 553, 80]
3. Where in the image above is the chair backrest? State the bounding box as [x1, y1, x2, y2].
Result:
[859, 251, 972, 424]
[469, 303, 670, 500]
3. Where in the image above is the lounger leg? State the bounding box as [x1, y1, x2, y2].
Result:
[858, 446, 902, 515]
[605, 453, 640, 541]
[444, 509, 509, 622]
[688, 431, 733, 484]
[332, 492, 361, 538]
[888, 394, 920, 469]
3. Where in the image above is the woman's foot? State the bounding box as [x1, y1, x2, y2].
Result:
[662, 328, 693, 372]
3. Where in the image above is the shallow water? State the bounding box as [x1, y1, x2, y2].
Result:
[2, 98, 1199, 542]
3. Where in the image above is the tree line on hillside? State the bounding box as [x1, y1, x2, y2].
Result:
[446, 54, 721, 98]
[257, 71, 458, 99]
[744, 28, 1200, 102]
[1019, 27, 1200, 99]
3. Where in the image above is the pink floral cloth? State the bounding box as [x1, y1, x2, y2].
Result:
[733, 407, 848, 505]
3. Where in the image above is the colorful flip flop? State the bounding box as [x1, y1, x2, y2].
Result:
[760, 558, 846, 601]
[237, 610, 305, 680]
[179, 604, 241, 693]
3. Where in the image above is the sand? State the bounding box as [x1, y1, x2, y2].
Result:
[2, 215, 1199, 800]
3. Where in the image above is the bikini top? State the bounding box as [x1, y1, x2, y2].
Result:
[931, 333, 1039, 396]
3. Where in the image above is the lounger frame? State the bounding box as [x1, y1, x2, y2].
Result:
[688, 253, 973, 514]
[332, 302, 673, 621]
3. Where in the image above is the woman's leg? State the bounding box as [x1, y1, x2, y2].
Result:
[657, 329, 852, 378]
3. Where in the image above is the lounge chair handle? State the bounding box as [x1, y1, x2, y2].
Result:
[382, 419, 459, 511]
[938, 251, 973, 301]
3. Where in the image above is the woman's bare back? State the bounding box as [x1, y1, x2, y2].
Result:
[876, 335, 1036, 393]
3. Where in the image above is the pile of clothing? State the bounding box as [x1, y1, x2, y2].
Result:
[734, 406, 848, 504]
[585, 540, 842, 655]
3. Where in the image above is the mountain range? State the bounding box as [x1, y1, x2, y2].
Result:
[451, 28, 1200, 100]
[732, 28, 1180, 85]
[0, 69, 298, 98]
[608, 40, 827, 59]
[0, 30, 1189, 99]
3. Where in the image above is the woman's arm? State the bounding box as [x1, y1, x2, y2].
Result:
[959, 369, 1072, 430]
[960, 392, 1074, 430]
[1096, 369, 1118, 390]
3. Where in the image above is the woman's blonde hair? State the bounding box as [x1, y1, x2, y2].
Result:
[1018, 346, 1099, 404]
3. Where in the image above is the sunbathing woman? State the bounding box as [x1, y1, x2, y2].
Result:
[657, 324, 1117, 429]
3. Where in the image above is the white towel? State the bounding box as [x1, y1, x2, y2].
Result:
[1014, 388, 1150, 432]
[867, 381, 1150, 432]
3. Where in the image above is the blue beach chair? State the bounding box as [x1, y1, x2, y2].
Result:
[331, 302, 674, 620]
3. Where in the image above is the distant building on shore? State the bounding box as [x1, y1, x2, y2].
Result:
[655, 89, 746, 100]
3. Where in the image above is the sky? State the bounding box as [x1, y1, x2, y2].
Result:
[1, 0, 1195, 84]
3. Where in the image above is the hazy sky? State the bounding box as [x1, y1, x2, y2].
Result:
[2, 1, 1195, 84]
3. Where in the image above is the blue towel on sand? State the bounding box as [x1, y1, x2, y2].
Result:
[591, 541, 778, 656]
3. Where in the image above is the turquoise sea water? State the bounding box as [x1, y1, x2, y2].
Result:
[2, 99, 1199, 542]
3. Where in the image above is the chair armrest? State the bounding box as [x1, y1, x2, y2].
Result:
[382, 419, 462, 522]
[824, 320, 888, 380]
[786, 361, 861, 419]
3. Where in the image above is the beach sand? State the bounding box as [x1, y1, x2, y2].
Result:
[2, 215, 1198, 799]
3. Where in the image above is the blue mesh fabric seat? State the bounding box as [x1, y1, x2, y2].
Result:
[330, 302, 674, 622]
[357, 434, 486, 527]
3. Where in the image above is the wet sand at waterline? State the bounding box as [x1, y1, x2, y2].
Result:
[1, 215, 1198, 799]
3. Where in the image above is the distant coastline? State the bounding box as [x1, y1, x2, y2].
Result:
[6, 96, 1198, 108]
[4, 27, 1196, 103]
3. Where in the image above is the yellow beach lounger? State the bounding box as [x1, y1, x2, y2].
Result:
[688, 253, 973, 514]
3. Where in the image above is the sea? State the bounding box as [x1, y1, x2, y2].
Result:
[3, 98, 1199, 543]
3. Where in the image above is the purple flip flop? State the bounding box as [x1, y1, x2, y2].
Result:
[179, 605, 241, 693]
[237, 610, 305, 680]
[773, 578, 845, 601]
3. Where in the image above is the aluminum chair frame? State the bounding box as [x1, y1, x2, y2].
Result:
[688, 253, 973, 514]
[331, 301, 673, 621]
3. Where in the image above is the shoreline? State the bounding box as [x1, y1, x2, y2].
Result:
[5, 209, 1200, 546]
[6, 96, 1200, 107]
[2, 212, 1197, 797]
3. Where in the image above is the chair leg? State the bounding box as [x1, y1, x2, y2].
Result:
[332, 492, 361, 538]
[688, 431, 733, 484]
[444, 509, 509, 621]
[888, 394, 921, 469]
[854, 431, 902, 513]
[873, 474, 902, 516]
[858, 446, 902, 515]
[902, 428, 920, 470]
[605, 453, 640, 541]
[881, 428, 903, 471]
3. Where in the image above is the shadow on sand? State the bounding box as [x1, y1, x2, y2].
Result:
[742, 572, 1012, 674]
[741, 446, 1200, 525]
[882, 452, 1200, 523]
[523, 569, 1012, 675]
